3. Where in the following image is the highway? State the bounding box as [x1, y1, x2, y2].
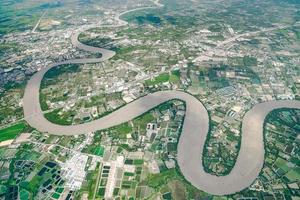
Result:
[22, 3, 300, 196]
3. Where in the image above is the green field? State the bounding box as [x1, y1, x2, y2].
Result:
[44, 109, 73, 125]
[114, 123, 132, 135]
[0, 185, 6, 195]
[27, 176, 43, 191]
[286, 168, 300, 181]
[134, 159, 144, 165]
[55, 187, 64, 193]
[52, 193, 60, 199]
[169, 74, 180, 84]
[80, 163, 101, 198]
[20, 189, 30, 200]
[98, 187, 105, 196]
[0, 122, 27, 142]
[133, 112, 155, 129]
[124, 172, 135, 176]
[274, 158, 290, 172]
[94, 146, 104, 157]
[145, 73, 170, 86]
[0, 42, 20, 57]
[147, 169, 177, 189]
[109, 122, 133, 139]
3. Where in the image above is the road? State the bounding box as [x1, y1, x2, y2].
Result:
[193, 25, 291, 62]
[22, 2, 300, 196]
[32, 11, 47, 33]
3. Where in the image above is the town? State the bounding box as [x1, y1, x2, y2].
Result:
[0, 0, 300, 199]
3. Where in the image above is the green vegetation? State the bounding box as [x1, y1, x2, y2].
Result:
[145, 73, 170, 86]
[113, 123, 132, 135]
[286, 168, 300, 181]
[44, 109, 73, 125]
[292, 27, 300, 41]
[206, 67, 230, 90]
[0, 185, 7, 195]
[201, 108, 300, 198]
[18, 160, 62, 197]
[98, 187, 105, 196]
[274, 157, 290, 172]
[124, 172, 135, 176]
[78, 33, 118, 51]
[52, 193, 60, 199]
[121, 10, 163, 26]
[133, 159, 144, 165]
[113, 45, 154, 60]
[14, 145, 42, 162]
[145, 166, 204, 200]
[0, 0, 66, 35]
[257, 108, 300, 197]
[93, 146, 104, 157]
[56, 187, 64, 193]
[147, 169, 178, 188]
[80, 163, 101, 199]
[19, 189, 30, 200]
[26, 176, 43, 193]
[228, 56, 258, 67]
[0, 85, 26, 125]
[41, 64, 80, 88]
[0, 42, 20, 57]
[208, 24, 223, 32]
[201, 64, 261, 90]
[169, 70, 181, 84]
[207, 35, 225, 41]
[242, 56, 258, 66]
[133, 112, 155, 130]
[39, 93, 49, 111]
[1, 1, 299, 199]
[108, 122, 132, 139]
[121, 8, 196, 28]
[82, 131, 105, 156]
[0, 122, 27, 142]
[40, 63, 81, 115]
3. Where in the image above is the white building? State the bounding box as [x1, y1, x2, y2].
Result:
[146, 123, 158, 142]
[105, 156, 124, 199]
[62, 153, 88, 190]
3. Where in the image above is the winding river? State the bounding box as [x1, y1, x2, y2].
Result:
[22, 2, 300, 196]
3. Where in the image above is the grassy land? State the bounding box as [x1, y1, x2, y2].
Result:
[94, 146, 104, 157]
[79, 163, 101, 199]
[40, 93, 49, 111]
[274, 157, 290, 172]
[147, 169, 178, 189]
[146, 166, 204, 200]
[0, 122, 27, 142]
[44, 109, 73, 125]
[41, 64, 80, 87]
[169, 70, 180, 84]
[0, 185, 6, 195]
[19, 189, 30, 200]
[114, 123, 132, 135]
[109, 122, 133, 139]
[113, 45, 154, 60]
[286, 168, 300, 181]
[133, 112, 155, 129]
[145, 73, 170, 86]
[0, 0, 64, 35]
[0, 42, 20, 57]
[27, 176, 43, 192]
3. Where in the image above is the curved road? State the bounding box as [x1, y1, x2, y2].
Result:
[23, 3, 300, 196]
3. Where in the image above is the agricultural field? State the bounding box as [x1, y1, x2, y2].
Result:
[0, 122, 27, 142]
